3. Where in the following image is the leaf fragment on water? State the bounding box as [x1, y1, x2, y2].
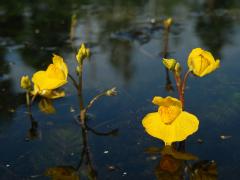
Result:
[220, 135, 232, 140]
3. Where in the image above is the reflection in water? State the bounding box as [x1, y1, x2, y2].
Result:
[26, 113, 40, 141]
[146, 145, 218, 180]
[109, 41, 134, 83]
[162, 18, 174, 92]
[45, 113, 118, 179]
[195, 0, 235, 57]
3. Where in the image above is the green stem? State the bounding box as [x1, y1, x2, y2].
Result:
[69, 73, 79, 90]
[78, 61, 86, 124]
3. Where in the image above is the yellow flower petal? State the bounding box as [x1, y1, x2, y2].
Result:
[39, 90, 65, 99]
[152, 96, 182, 124]
[52, 54, 68, 78]
[142, 111, 199, 145]
[152, 96, 182, 108]
[32, 71, 67, 90]
[188, 48, 220, 77]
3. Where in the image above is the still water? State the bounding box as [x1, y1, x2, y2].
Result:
[0, 0, 240, 179]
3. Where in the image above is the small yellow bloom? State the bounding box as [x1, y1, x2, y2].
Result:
[142, 96, 199, 145]
[163, 18, 173, 29]
[188, 48, 220, 77]
[32, 54, 68, 98]
[20, 75, 31, 90]
[162, 58, 177, 71]
[76, 43, 90, 63]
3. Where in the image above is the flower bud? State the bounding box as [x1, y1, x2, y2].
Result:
[20, 75, 31, 90]
[76, 43, 90, 63]
[163, 18, 173, 29]
[174, 62, 181, 76]
[162, 58, 177, 71]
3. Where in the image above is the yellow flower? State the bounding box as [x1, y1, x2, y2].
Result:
[142, 96, 199, 145]
[163, 18, 173, 29]
[188, 48, 220, 77]
[76, 43, 90, 63]
[162, 58, 177, 71]
[20, 75, 31, 90]
[32, 54, 68, 98]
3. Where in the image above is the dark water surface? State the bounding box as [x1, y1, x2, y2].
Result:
[1, 0, 240, 179]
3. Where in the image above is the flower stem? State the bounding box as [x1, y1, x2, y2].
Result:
[180, 70, 191, 109]
[174, 73, 183, 103]
[77, 61, 86, 124]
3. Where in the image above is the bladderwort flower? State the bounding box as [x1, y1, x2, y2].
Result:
[142, 96, 199, 145]
[188, 48, 220, 77]
[31, 54, 68, 99]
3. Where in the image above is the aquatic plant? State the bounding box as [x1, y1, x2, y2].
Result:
[142, 18, 220, 145]
[20, 54, 68, 114]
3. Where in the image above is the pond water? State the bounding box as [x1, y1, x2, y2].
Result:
[1, 0, 240, 179]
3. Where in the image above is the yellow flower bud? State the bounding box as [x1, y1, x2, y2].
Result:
[163, 18, 173, 29]
[76, 66, 80, 75]
[20, 75, 31, 90]
[188, 48, 220, 77]
[174, 62, 181, 76]
[162, 58, 177, 71]
[76, 43, 90, 63]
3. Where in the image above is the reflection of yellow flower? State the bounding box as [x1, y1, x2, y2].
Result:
[32, 54, 68, 99]
[188, 48, 220, 77]
[142, 96, 199, 145]
[20, 75, 31, 90]
[39, 98, 56, 114]
[161, 146, 198, 161]
[76, 43, 90, 63]
[45, 166, 79, 180]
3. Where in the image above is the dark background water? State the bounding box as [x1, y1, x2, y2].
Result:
[0, 0, 240, 179]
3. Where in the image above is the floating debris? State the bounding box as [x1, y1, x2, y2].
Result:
[220, 135, 232, 140]
[107, 165, 116, 171]
[8, 108, 15, 113]
[104, 150, 109, 154]
[70, 106, 75, 113]
[35, 29, 40, 34]
[147, 156, 158, 161]
[197, 138, 204, 144]
[122, 172, 127, 176]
